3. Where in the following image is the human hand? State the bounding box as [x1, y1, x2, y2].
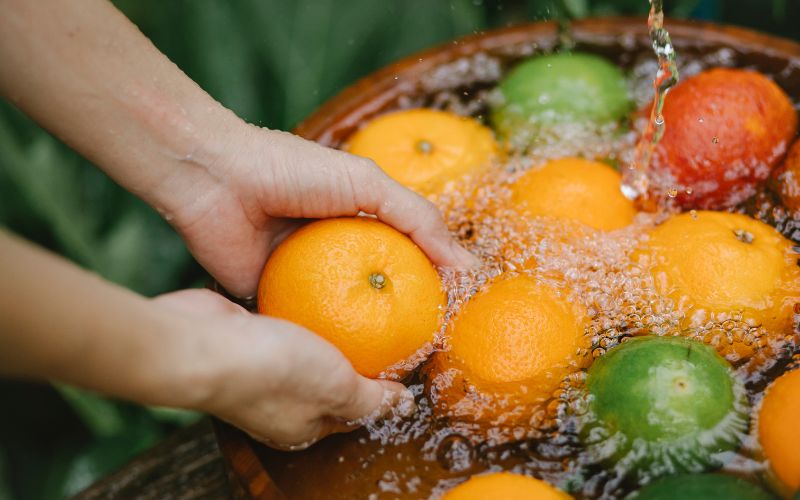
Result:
[164, 125, 477, 298]
[153, 289, 413, 449]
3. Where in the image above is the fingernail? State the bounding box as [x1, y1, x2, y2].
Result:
[395, 389, 417, 418]
[452, 242, 481, 269]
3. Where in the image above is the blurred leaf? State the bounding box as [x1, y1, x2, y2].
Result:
[563, 0, 589, 18]
[0, 121, 99, 269]
[54, 386, 127, 438]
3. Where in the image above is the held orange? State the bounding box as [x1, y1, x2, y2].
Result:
[758, 369, 800, 493]
[635, 211, 800, 361]
[510, 157, 636, 231]
[442, 472, 572, 500]
[346, 108, 499, 194]
[428, 274, 590, 426]
[257, 217, 446, 378]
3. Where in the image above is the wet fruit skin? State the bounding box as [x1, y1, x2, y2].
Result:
[758, 369, 800, 493]
[442, 472, 572, 500]
[648, 68, 798, 209]
[628, 474, 774, 500]
[634, 210, 800, 362]
[773, 139, 800, 212]
[510, 157, 637, 231]
[346, 108, 499, 194]
[257, 217, 445, 378]
[584, 336, 748, 475]
[492, 52, 632, 140]
[428, 274, 590, 426]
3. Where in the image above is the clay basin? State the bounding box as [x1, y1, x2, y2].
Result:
[214, 17, 800, 500]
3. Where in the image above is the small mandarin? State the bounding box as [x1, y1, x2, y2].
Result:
[442, 472, 571, 500]
[428, 274, 590, 426]
[510, 157, 636, 231]
[758, 369, 800, 492]
[346, 108, 498, 194]
[635, 211, 800, 362]
[257, 217, 445, 378]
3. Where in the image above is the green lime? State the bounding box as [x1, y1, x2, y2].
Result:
[629, 474, 775, 500]
[582, 336, 748, 478]
[491, 52, 632, 144]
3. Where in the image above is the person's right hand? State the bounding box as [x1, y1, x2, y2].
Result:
[153, 289, 413, 449]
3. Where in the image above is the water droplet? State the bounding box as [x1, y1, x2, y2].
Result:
[667, 187, 678, 198]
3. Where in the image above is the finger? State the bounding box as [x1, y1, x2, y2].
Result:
[152, 289, 248, 316]
[377, 180, 479, 269]
[347, 158, 479, 269]
[333, 377, 414, 423]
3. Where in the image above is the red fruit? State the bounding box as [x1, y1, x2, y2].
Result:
[649, 68, 797, 209]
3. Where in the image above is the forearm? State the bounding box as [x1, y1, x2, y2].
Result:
[0, 229, 211, 408]
[0, 0, 243, 216]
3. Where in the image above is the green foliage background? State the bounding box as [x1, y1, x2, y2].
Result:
[0, 1, 796, 498]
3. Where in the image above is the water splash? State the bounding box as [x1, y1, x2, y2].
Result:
[621, 0, 680, 202]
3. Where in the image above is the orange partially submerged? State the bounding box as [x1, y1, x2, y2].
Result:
[258, 217, 445, 378]
[347, 108, 499, 194]
[442, 472, 571, 500]
[428, 274, 590, 426]
[635, 211, 800, 362]
[758, 369, 800, 493]
[510, 157, 636, 231]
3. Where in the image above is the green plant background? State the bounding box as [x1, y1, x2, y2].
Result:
[0, 1, 796, 498]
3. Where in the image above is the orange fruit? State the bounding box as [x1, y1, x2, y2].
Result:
[635, 211, 800, 361]
[648, 68, 798, 209]
[442, 472, 571, 500]
[775, 139, 800, 212]
[257, 217, 445, 378]
[346, 108, 499, 194]
[510, 157, 636, 231]
[758, 369, 800, 493]
[428, 274, 590, 426]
